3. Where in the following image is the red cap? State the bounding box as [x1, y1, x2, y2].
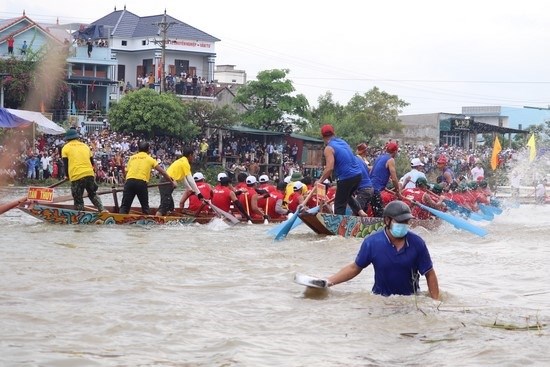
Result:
[321, 124, 335, 137]
[386, 142, 398, 153]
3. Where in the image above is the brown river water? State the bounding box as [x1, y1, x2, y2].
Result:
[0, 186, 549, 366]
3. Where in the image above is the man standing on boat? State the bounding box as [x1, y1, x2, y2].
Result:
[61, 128, 106, 212]
[317, 124, 368, 217]
[325, 200, 440, 300]
[156, 147, 201, 216]
[120, 141, 174, 215]
[369, 141, 402, 217]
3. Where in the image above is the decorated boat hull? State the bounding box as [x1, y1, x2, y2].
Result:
[17, 202, 289, 226]
[18, 202, 198, 225]
[299, 212, 441, 239]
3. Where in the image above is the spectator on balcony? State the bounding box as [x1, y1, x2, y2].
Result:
[21, 40, 27, 55]
[86, 38, 93, 57]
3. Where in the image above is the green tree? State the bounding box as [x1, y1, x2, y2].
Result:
[108, 88, 199, 139]
[303, 91, 345, 136]
[184, 100, 239, 133]
[233, 69, 310, 132]
[342, 87, 408, 146]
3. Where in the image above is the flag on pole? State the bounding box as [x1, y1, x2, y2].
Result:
[526, 133, 536, 162]
[490, 136, 502, 170]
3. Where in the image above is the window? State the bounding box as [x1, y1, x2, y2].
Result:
[142, 40, 147, 46]
[121, 40, 127, 46]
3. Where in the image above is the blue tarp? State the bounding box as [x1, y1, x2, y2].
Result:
[0, 108, 65, 135]
[0, 108, 31, 128]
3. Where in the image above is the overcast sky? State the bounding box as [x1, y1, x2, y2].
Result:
[2, 0, 550, 115]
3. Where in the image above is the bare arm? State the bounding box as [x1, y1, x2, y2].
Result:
[250, 194, 265, 217]
[387, 158, 402, 198]
[155, 164, 176, 188]
[425, 269, 439, 300]
[326, 262, 363, 286]
[318, 146, 335, 183]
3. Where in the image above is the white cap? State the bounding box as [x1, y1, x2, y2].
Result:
[410, 158, 424, 167]
[259, 174, 269, 183]
[193, 172, 205, 181]
[246, 175, 257, 184]
[283, 175, 291, 184]
[294, 182, 304, 190]
[217, 172, 228, 181]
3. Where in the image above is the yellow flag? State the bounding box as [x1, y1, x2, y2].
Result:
[490, 136, 502, 170]
[526, 133, 536, 162]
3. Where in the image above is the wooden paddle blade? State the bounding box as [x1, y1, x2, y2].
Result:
[207, 201, 240, 225]
[0, 197, 28, 215]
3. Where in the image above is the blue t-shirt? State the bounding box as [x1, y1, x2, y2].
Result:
[370, 153, 391, 192]
[354, 230, 434, 296]
[327, 137, 361, 180]
[355, 156, 373, 190]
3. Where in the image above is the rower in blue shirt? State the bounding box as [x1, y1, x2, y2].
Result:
[316, 124, 368, 216]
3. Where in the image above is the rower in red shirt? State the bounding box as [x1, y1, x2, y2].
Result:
[211, 172, 251, 221]
[180, 172, 213, 214]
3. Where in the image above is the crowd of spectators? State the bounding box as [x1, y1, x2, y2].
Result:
[1, 124, 534, 190]
[0, 127, 304, 186]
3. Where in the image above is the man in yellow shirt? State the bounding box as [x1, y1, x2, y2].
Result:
[61, 128, 106, 212]
[119, 141, 175, 214]
[156, 147, 203, 216]
[284, 171, 308, 205]
[199, 138, 209, 164]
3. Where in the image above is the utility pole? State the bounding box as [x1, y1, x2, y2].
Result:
[152, 10, 176, 93]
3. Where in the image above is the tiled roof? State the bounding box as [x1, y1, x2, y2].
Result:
[91, 9, 219, 42]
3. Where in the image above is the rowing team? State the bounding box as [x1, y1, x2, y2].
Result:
[384, 177, 494, 219]
[177, 172, 336, 221]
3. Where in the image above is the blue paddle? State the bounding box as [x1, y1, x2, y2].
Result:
[267, 205, 319, 236]
[442, 199, 487, 221]
[272, 189, 317, 241]
[479, 203, 501, 217]
[413, 200, 488, 237]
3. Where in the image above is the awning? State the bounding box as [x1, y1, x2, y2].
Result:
[0, 108, 66, 135]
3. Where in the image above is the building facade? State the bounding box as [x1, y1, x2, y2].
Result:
[396, 112, 527, 149]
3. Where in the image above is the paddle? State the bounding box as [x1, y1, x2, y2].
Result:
[478, 204, 497, 219]
[273, 188, 316, 241]
[267, 205, 320, 236]
[412, 200, 488, 237]
[205, 199, 241, 225]
[0, 178, 68, 215]
[442, 199, 488, 221]
[480, 202, 503, 215]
